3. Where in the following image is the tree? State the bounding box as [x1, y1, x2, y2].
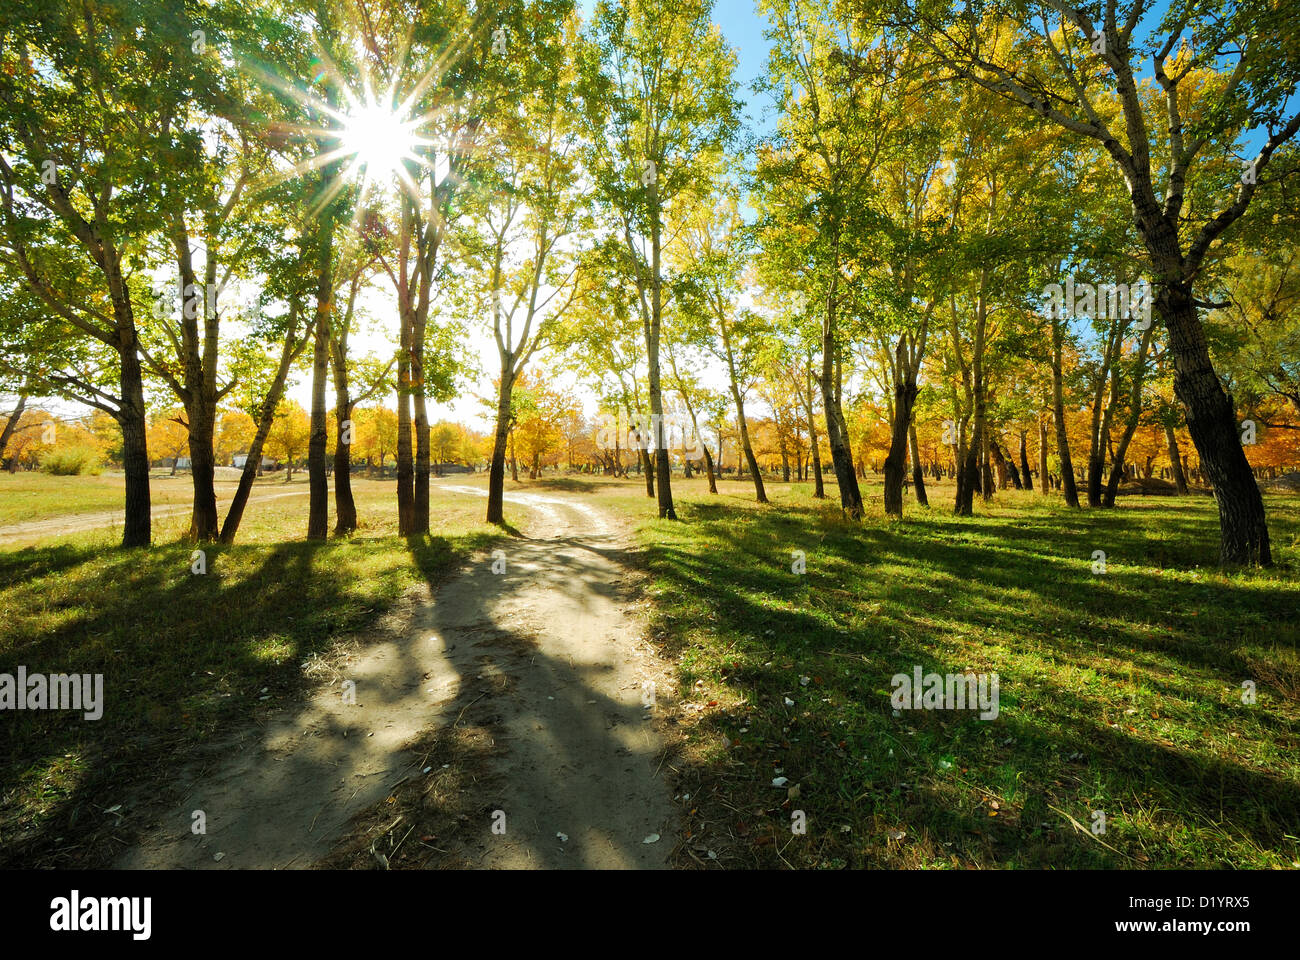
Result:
[358, 0, 491, 536]
[755, 0, 908, 517]
[578, 0, 741, 519]
[460, 3, 588, 524]
[215, 408, 257, 465]
[677, 189, 768, 502]
[665, 342, 719, 493]
[265, 399, 311, 481]
[140, 0, 293, 542]
[354, 404, 399, 475]
[0, 0, 189, 545]
[883, 0, 1300, 562]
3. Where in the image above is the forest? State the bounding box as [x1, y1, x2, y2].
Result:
[1, 0, 1299, 877]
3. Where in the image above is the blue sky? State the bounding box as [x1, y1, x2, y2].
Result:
[712, 0, 779, 138]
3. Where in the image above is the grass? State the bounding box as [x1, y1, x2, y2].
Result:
[628, 476, 1300, 869]
[0, 472, 197, 527]
[0, 475, 514, 867]
[5, 467, 1299, 870]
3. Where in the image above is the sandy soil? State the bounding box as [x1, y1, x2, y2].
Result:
[114, 486, 677, 870]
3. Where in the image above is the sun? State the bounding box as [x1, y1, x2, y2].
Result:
[337, 92, 425, 190]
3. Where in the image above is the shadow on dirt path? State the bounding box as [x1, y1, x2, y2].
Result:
[115, 489, 677, 870]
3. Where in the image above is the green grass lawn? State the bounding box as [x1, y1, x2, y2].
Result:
[0, 477, 512, 867]
[4, 469, 1298, 870]
[0, 471, 199, 527]
[630, 477, 1300, 869]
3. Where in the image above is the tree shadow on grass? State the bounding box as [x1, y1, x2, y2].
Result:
[636, 496, 1300, 867]
[0, 532, 488, 868]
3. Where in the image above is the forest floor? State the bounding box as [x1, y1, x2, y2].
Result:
[2, 472, 1298, 869]
[0, 475, 677, 869]
[633, 478, 1300, 868]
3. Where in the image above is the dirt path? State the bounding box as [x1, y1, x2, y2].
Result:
[115, 488, 677, 870]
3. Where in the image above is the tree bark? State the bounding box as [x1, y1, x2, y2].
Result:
[0, 391, 26, 462]
[1158, 283, 1269, 563]
[701, 441, 717, 493]
[640, 443, 655, 497]
[168, 217, 220, 542]
[220, 308, 308, 544]
[396, 319, 415, 534]
[909, 421, 928, 507]
[307, 297, 331, 541]
[719, 321, 766, 504]
[955, 430, 977, 515]
[802, 353, 825, 499]
[329, 308, 358, 535]
[1165, 420, 1189, 494]
[644, 177, 675, 520]
[412, 311, 431, 533]
[487, 376, 513, 526]
[1037, 417, 1049, 496]
[1051, 318, 1080, 507]
[883, 378, 917, 517]
[116, 313, 152, 548]
[1103, 324, 1156, 506]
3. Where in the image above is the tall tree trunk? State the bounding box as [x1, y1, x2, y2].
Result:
[1165, 420, 1189, 494]
[803, 357, 825, 500]
[1103, 324, 1157, 507]
[169, 219, 220, 542]
[720, 324, 766, 504]
[487, 376, 513, 526]
[909, 421, 928, 507]
[1038, 417, 1049, 496]
[0, 391, 26, 462]
[980, 424, 994, 499]
[333, 398, 356, 534]
[1085, 337, 1120, 508]
[307, 306, 331, 542]
[1051, 319, 1080, 507]
[220, 308, 308, 544]
[883, 377, 917, 517]
[186, 406, 219, 541]
[968, 282, 990, 506]
[644, 178, 676, 521]
[734, 398, 766, 503]
[330, 333, 357, 536]
[396, 320, 415, 534]
[955, 427, 977, 516]
[117, 322, 151, 548]
[1157, 283, 1269, 562]
[412, 313, 431, 533]
[821, 234, 863, 516]
[640, 444, 655, 497]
